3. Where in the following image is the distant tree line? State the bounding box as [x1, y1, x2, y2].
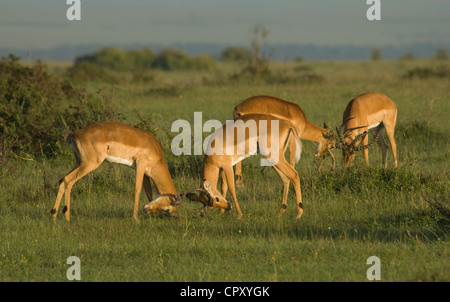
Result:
[73, 46, 255, 72]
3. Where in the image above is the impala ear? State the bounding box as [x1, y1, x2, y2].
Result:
[202, 179, 212, 191]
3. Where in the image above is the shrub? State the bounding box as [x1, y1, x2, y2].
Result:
[221, 46, 251, 63]
[65, 61, 120, 84]
[0, 55, 66, 161]
[0, 55, 122, 163]
[151, 49, 216, 71]
[151, 49, 193, 71]
[128, 48, 157, 68]
[60, 87, 124, 133]
[403, 65, 450, 80]
[191, 54, 216, 70]
[74, 47, 157, 73]
[75, 47, 132, 71]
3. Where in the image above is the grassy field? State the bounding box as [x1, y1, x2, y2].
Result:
[0, 58, 449, 282]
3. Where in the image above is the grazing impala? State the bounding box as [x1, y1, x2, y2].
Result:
[186, 114, 304, 219]
[337, 92, 398, 168]
[230, 95, 337, 186]
[51, 122, 182, 221]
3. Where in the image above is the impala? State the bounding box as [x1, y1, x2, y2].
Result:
[229, 95, 337, 186]
[337, 92, 398, 168]
[51, 122, 182, 221]
[186, 114, 304, 219]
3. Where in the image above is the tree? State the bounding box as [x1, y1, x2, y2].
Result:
[249, 24, 272, 73]
[371, 48, 382, 61]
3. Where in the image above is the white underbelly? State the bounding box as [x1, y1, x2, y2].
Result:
[232, 154, 252, 166]
[105, 154, 134, 167]
[368, 121, 382, 130]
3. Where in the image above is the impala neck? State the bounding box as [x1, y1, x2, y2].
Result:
[150, 160, 177, 195]
[299, 120, 326, 144]
[202, 160, 220, 190]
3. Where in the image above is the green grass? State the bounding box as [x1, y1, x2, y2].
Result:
[0, 59, 449, 281]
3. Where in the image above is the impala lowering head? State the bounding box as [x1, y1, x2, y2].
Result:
[316, 122, 338, 158]
[185, 179, 231, 215]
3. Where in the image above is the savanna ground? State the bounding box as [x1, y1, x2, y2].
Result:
[0, 57, 449, 282]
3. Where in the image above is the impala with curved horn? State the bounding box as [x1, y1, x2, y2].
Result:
[229, 95, 337, 186]
[335, 92, 398, 168]
[186, 114, 304, 219]
[51, 122, 182, 221]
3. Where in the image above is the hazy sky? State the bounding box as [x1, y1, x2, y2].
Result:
[1, 0, 449, 50]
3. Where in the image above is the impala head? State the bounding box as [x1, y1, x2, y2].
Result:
[143, 194, 182, 216]
[186, 179, 231, 212]
[315, 122, 338, 159]
[341, 132, 367, 167]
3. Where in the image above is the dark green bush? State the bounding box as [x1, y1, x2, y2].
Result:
[0, 55, 66, 160]
[60, 87, 124, 133]
[128, 48, 157, 69]
[221, 46, 251, 63]
[151, 49, 192, 71]
[403, 65, 450, 80]
[74, 46, 156, 73]
[65, 61, 120, 84]
[191, 54, 216, 71]
[152, 49, 216, 71]
[0, 55, 122, 163]
[75, 47, 132, 71]
[73, 46, 216, 74]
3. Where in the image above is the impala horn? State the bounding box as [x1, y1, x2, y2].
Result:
[335, 117, 371, 150]
[353, 122, 384, 151]
[170, 194, 184, 207]
[185, 180, 215, 207]
[336, 117, 355, 142]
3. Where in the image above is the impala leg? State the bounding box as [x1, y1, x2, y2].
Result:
[375, 131, 389, 168]
[272, 165, 290, 216]
[63, 162, 100, 221]
[385, 127, 397, 168]
[219, 169, 228, 214]
[133, 164, 146, 221]
[362, 135, 370, 166]
[234, 161, 243, 187]
[220, 169, 228, 198]
[288, 137, 296, 167]
[274, 159, 303, 219]
[51, 182, 65, 220]
[223, 165, 242, 219]
[328, 150, 336, 172]
[52, 163, 80, 220]
[143, 174, 153, 202]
